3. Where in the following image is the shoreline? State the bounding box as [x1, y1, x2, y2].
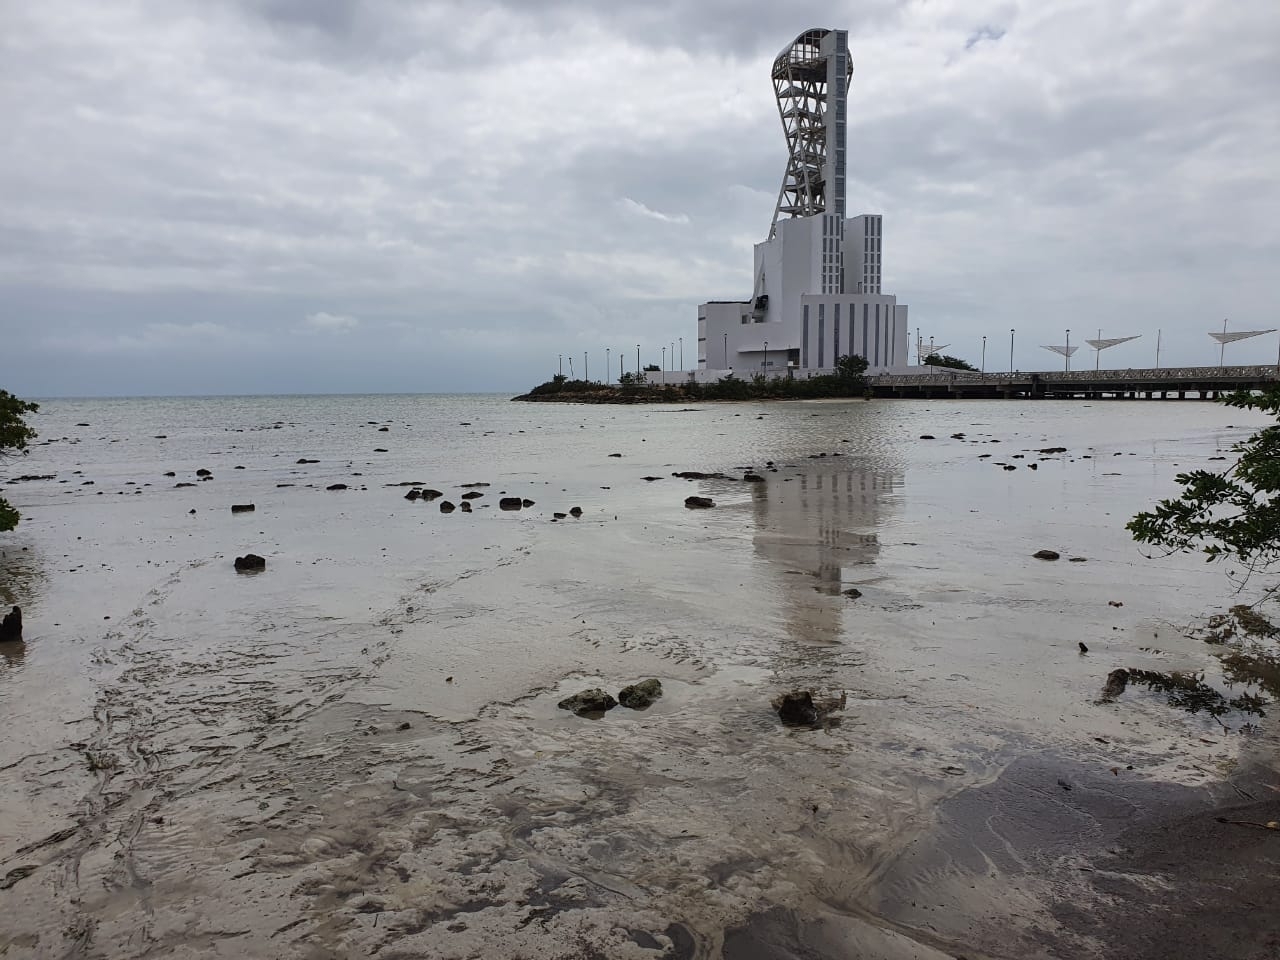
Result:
[2, 395, 1278, 958]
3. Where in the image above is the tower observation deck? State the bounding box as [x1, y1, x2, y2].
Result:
[769, 28, 851, 237]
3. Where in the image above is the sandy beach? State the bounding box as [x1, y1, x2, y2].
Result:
[2, 394, 1278, 959]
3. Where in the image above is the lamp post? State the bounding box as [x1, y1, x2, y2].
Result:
[636, 344, 640, 377]
[584, 352, 588, 381]
[917, 327, 922, 365]
[1065, 329, 1071, 372]
[981, 336, 987, 376]
[558, 354, 563, 376]
[724, 333, 728, 369]
[1095, 328, 1101, 371]
[679, 336, 683, 371]
[763, 339, 769, 377]
[606, 348, 610, 383]
[1155, 331, 1160, 370]
[1009, 329, 1015, 374]
[1219, 318, 1227, 369]
[661, 347, 666, 384]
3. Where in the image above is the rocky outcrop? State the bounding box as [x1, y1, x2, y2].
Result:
[557, 688, 617, 715]
[0, 606, 22, 642]
[618, 679, 662, 709]
[772, 689, 847, 727]
[1102, 669, 1129, 700]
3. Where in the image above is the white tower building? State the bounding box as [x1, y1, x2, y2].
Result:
[697, 29, 910, 377]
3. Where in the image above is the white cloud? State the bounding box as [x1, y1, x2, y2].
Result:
[619, 197, 691, 225]
[302, 311, 359, 331]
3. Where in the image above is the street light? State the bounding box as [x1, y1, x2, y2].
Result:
[763, 339, 769, 377]
[636, 344, 641, 377]
[1065, 329, 1071, 372]
[606, 348, 610, 383]
[661, 346, 666, 384]
[1154, 331, 1160, 370]
[558, 354, 563, 376]
[1009, 329, 1015, 373]
[724, 333, 728, 369]
[981, 336, 987, 375]
[679, 336, 683, 370]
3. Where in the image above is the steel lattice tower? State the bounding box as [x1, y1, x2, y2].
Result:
[769, 29, 852, 238]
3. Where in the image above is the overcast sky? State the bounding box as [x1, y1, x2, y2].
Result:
[2, 0, 1277, 396]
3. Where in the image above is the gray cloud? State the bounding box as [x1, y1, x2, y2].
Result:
[1, 0, 1278, 396]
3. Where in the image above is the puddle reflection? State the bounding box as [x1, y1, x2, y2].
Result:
[748, 459, 903, 646]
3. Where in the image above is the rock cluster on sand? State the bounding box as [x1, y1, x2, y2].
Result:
[559, 679, 664, 716]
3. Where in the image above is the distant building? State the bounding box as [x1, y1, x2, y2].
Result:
[697, 28, 910, 377]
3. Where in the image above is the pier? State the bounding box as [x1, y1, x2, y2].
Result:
[869, 364, 1279, 400]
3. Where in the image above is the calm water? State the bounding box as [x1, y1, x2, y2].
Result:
[0, 393, 1274, 958]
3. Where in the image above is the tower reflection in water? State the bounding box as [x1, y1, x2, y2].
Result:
[747, 457, 903, 647]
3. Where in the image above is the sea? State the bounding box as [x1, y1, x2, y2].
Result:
[0, 393, 1275, 958]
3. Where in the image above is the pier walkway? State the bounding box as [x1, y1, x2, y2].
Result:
[868, 364, 1279, 400]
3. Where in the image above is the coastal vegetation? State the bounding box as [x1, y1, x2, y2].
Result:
[1128, 387, 1280, 583]
[923, 353, 978, 371]
[516, 354, 869, 403]
[0, 389, 39, 531]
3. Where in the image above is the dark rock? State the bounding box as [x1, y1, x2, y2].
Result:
[0, 606, 22, 643]
[608, 453, 622, 457]
[459, 482, 490, 488]
[440, 500, 456, 513]
[231, 503, 255, 513]
[919, 435, 936, 440]
[296, 458, 319, 464]
[397, 722, 412, 731]
[499, 497, 523, 510]
[1037, 447, 1068, 454]
[404, 489, 421, 500]
[618, 679, 663, 709]
[459, 501, 472, 513]
[557, 688, 617, 715]
[234, 554, 266, 572]
[672, 471, 727, 480]
[326, 483, 348, 491]
[684, 496, 715, 509]
[569, 506, 583, 517]
[378, 427, 389, 432]
[842, 588, 862, 599]
[553, 512, 567, 519]
[521, 498, 535, 507]
[196, 468, 212, 477]
[460, 491, 483, 499]
[163, 471, 176, 477]
[373, 448, 389, 453]
[771, 689, 847, 727]
[742, 473, 765, 482]
[1033, 549, 1060, 560]
[642, 476, 663, 481]
[175, 482, 196, 488]
[1102, 668, 1129, 700]
[420, 489, 443, 501]
[1079, 642, 1089, 654]
[1027, 463, 1039, 470]
[1004, 464, 1017, 471]
[1068, 557, 1088, 563]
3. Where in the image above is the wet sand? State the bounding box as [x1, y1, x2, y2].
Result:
[1, 394, 1278, 958]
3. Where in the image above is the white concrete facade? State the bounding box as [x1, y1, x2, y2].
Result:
[696, 28, 910, 377]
